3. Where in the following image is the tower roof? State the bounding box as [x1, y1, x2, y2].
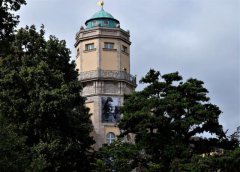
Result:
[85, 9, 120, 29]
[91, 9, 114, 19]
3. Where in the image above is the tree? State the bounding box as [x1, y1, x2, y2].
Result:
[191, 147, 240, 172]
[95, 69, 238, 171]
[0, 0, 26, 54]
[0, 25, 95, 171]
[93, 140, 139, 172]
[190, 126, 240, 172]
[0, 123, 30, 172]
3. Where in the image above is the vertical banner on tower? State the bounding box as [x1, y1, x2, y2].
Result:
[101, 96, 121, 123]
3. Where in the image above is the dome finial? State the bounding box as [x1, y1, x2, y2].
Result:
[97, 0, 104, 10]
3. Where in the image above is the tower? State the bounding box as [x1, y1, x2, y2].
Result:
[75, 2, 136, 149]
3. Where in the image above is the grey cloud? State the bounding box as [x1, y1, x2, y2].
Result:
[17, 0, 239, 133]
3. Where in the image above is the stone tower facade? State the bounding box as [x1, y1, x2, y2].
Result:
[75, 6, 136, 149]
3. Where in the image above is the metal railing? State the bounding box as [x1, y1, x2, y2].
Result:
[78, 69, 136, 86]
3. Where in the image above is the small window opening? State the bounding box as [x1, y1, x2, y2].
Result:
[104, 42, 114, 49]
[85, 43, 94, 51]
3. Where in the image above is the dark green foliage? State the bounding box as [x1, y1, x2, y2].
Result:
[0, 124, 30, 172]
[176, 147, 240, 172]
[0, 0, 26, 54]
[0, 26, 94, 171]
[96, 69, 239, 172]
[93, 140, 140, 172]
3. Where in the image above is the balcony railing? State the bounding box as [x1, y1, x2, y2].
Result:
[78, 69, 136, 86]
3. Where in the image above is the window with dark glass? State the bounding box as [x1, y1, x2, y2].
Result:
[122, 45, 128, 53]
[85, 43, 94, 51]
[104, 42, 114, 49]
[103, 20, 109, 25]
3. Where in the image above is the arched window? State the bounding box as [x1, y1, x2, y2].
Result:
[126, 134, 131, 142]
[106, 132, 115, 144]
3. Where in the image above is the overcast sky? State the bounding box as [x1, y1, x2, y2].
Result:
[17, 0, 239, 134]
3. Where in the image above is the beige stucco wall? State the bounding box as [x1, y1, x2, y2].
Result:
[101, 50, 118, 70]
[76, 39, 98, 72]
[120, 42, 130, 72]
[76, 38, 130, 73]
[82, 52, 98, 71]
[86, 102, 94, 123]
[121, 53, 130, 72]
[83, 39, 98, 72]
[100, 38, 118, 71]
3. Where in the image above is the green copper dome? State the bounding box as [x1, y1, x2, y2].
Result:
[85, 9, 120, 29]
[91, 9, 114, 19]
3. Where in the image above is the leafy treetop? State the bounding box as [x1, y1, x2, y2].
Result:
[0, 25, 95, 172]
[101, 69, 238, 171]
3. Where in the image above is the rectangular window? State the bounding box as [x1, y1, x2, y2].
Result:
[85, 43, 94, 51]
[104, 42, 114, 49]
[103, 20, 109, 25]
[122, 45, 128, 53]
[92, 21, 98, 27]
